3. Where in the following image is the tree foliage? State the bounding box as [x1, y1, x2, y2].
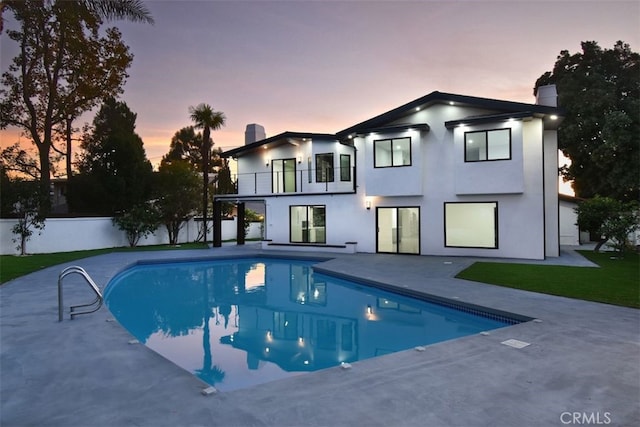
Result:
[0, 0, 149, 208]
[535, 41, 640, 201]
[575, 196, 639, 254]
[112, 202, 159, 247]
[214, 157, 237, 218]
[215, 157, 236, 195]
[68, 98, 153, 215]
[0, 142, 43, 180]
[153, 160, 201, 245]
[4, 178, 47, 255]
[161, 126, 226, 172]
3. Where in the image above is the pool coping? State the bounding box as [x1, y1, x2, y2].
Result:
[1, 244, 638, 426]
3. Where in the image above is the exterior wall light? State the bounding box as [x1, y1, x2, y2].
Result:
[297, 155, 302, 164]
[365, 199, 371, 210]
[265, 157, 270, 167]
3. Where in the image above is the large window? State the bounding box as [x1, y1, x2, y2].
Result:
[340, 154, 351, 181]
[272, 158, 296, 193]
[315, 153, 334, 182]
[290, 205, 326, 243]
[374, 137, 411, 167]
[444, 202, 498, 248]
[464, 129, 511, 162]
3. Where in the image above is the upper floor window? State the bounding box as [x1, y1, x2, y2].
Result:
[315, 153, 334, 182]
[340, 154, 351, 181]
[374, 137, 411, 167]
[464, 129, 511, 162]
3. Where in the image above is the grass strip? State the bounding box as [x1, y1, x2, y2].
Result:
[0, 242, 209, 284]
[455, 251, 639, 308]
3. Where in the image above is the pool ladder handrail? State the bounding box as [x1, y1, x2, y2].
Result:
[58, 266, 103, 321]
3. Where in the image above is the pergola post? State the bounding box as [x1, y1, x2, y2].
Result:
[236, 202, 245, 245]
[212, 200, 222, 248]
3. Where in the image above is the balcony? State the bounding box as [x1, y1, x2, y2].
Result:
[235, 166, 356, 196]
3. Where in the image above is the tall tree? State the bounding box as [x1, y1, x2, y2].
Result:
[0, 0, 152, 210]
[69, 98, 153, 215]
[189, 104, 226, 245]
[153, 160, 201, 246]
[161, 126, 225, 171]
[162, 126, 204, 167]
[534, 41, 640, 201]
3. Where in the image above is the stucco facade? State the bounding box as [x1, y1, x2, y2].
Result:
[221, 89, 563, 260]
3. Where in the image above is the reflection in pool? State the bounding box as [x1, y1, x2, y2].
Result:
[105, 257, 511, 392]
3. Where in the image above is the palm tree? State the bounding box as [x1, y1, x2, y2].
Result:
[85, 0, 154, 24]
[189, 104, 226, 245]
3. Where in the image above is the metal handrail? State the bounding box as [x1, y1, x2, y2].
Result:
[58, 266, 103, 321]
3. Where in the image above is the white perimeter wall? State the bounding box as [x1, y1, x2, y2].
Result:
[0, 218, 262, 255]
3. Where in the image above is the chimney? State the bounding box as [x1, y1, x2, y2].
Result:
[245, 124, 266, 145]
[536, 84, 558, 107]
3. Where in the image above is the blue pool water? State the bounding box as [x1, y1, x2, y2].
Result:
[105, 257, 512, 392]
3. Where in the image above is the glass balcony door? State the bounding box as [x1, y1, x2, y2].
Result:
[272, 158, 296, 193]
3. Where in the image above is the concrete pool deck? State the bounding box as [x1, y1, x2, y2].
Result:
[1, 244, 638, 427]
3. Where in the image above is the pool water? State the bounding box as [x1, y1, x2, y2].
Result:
[105, 257, 511, 392]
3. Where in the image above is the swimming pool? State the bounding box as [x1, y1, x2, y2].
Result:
[105, 257, 516, 392]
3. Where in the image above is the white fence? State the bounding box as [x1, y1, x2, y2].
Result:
[0, 217, 263, 255]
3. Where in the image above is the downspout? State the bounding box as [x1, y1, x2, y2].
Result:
[541, 123, 547, 258]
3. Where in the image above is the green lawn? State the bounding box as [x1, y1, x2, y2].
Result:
[456, 251, 640, 308]
[0, 243, 209, 284]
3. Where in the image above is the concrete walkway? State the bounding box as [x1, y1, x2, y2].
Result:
[1, 245, 638, 427]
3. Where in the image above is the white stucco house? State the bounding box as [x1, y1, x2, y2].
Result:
[218, 86, 564, 260]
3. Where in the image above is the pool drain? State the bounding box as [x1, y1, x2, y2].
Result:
[501, 339, 530, 349]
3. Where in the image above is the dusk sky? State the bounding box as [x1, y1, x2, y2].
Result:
[1, 0, 639, 170]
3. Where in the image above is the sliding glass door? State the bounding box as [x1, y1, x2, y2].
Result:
[376, 207, 420, 254]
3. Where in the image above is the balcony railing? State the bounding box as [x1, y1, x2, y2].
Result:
[234, 166, 356, 196]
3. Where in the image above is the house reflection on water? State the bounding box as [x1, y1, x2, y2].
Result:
[218, 260, 492, 372]
[105, 258, 507, 390]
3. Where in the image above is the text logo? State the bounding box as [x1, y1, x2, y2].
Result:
[560, 412, 612, 425]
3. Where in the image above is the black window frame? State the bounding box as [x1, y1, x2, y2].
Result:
[375, 206, 421, 254]
[443, 201, 499, 249]
[464, 128, 512, 162]
[289, 205, 326, 244]
[373, 137, 412, 168]
[340, 154, 351, 181]
[315, 153, 334, 183]
[271, 158, 297, 193]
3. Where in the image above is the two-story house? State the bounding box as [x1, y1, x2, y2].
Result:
[218, 86, 563, 260]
